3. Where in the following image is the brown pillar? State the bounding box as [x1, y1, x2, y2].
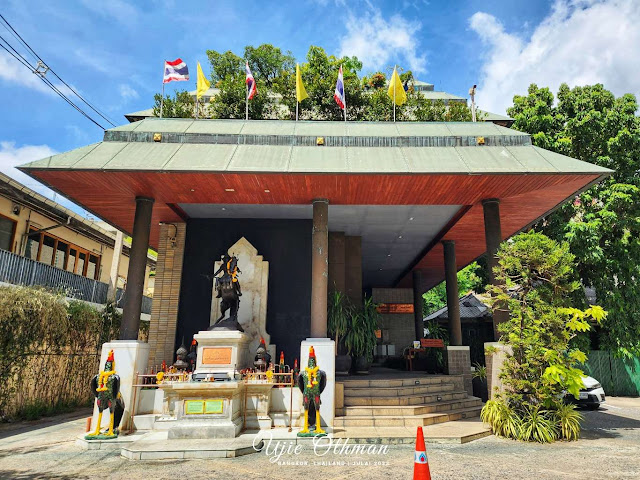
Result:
[412, 270, 423, 341]
[120, 196, 154, 340]
[311, 199, 329, 338]
[443, 240, 462, 346]
[482, 198, 508, 340]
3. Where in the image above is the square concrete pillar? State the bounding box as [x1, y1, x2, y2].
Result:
[301, 338, 335, 429]
[484, 342, 511, 399]
[446, 346, 472, 396]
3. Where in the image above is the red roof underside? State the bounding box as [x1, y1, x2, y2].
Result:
[29, 170, 600, 290]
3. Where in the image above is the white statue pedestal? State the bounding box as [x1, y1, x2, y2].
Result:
[194, 330, 251, 379]
[160, 381, 246, 439]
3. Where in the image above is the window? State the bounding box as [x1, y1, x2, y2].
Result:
[27, 228, 100, 279]
[54, 241, 68, 269]
[0, 215, 16, 252]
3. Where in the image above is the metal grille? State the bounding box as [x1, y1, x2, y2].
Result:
[0, 248, 152, 314]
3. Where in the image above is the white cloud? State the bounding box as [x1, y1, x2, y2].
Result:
[0, 141, 88, 214]
[338, 9, 427, 74]
[119, 84, 139, 101]
[469, 0, 640, 115]
[0, 51, 79, 98]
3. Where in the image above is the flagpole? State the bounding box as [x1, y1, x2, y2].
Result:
[296, 101, 299, 122]
[195, 97, 198, 119]
[393, 65, 396, 123]
[246, 82, 249, 121]
[344, 76, 347, 122]
[160, 61, 165, 118]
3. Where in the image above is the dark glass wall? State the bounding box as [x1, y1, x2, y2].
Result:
[176, 218, 312, 366]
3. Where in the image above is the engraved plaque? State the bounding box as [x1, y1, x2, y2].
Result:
[202, 347, 232, 365]
[205, 399, 224, 414]
[185, 400, 204, 415]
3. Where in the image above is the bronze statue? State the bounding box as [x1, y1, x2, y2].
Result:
[209, 252, 243, 331]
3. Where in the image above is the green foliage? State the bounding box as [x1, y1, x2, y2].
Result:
[156, 44, 474, 122]
[344, 296, 380, 361]
[328, 290, 352, 353]
[481, 231, 605, 442]
[553, 403, 582, 441]
[518, 405, 558, 443]
[423, 319, 449, 368]
[422, 262, 483, 317]
[0, 287, 126, 421]
[472, 363, 487, 380]
[508, 83, 640, 353]
[152, 90, 195, 118]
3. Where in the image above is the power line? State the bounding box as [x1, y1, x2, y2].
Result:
[0, 14, 117, 128]
[0, 39, 106, 130]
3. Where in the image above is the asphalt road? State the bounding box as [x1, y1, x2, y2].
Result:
[1, 398, 639, 479]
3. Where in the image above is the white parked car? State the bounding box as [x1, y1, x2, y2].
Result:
[565, 376, 606, 410]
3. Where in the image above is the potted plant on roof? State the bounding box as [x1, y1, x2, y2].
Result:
[345, 296, 380, 375]
[328, 290, 352, 376]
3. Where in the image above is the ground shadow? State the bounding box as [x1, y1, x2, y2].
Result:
[0, 470, 91, 480]
[0, 408, 91, 441]
[580, 405, 640, 439]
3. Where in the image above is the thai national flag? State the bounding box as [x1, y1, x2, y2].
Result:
[163, 58, 189, 84]
[334, 66, 345, 110]
[246, 62, 257, 100]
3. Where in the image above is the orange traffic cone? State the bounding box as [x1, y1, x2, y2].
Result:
[413, 426, 431, 480]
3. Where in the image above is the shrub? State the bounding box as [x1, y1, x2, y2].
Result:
[481, 232, 606, 442]
[0, 287, 123, 421]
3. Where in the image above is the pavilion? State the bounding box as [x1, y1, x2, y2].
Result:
[18, 118, 611, 374]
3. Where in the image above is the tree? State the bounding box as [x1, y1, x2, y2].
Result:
[508, 83, 640, 354]
[422, 262, 483, 317]
[152, 90, 195, 118]
[481, 231, 606, 442]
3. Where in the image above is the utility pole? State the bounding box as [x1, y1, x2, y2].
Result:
[469, 84, 477, 122]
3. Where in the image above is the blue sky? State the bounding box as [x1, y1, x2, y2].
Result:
[1, 0, 638, 213]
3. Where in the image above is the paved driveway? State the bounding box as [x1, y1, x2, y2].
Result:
[1, 397, 639, 479]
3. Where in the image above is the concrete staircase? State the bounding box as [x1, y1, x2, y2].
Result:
[335, 374, 483, 429]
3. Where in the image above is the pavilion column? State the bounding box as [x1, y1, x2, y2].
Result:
[482, 198, 509, 340]
[310, 199, 329, 338]
[443, 240, 462, 346]
[412, 270, 424, 341]
[120, 196, 154, 340]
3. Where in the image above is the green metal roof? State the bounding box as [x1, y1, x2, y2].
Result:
[20, 118, 612, 176]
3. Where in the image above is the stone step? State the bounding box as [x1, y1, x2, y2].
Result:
[342, 397, 482, 417]
[332, 419, 491, 444]
[344, 390, 469, 407]
[343, 382, 456, 397]
[342, 375, 451, 389]
[334, 405, 483, 428]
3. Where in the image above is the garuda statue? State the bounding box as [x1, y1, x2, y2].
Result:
[210, 252, 244, 332]
[85, 350, 125, 440]
[297, 346, 327, 437]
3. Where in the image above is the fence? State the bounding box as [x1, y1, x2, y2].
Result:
[0, 248, 152, 314]
[582, 350, 640, 397]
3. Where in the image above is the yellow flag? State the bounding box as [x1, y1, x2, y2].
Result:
[196, 62, 210, 99]
[387, 67, 407, 106]
[296, 63, 308, 102]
